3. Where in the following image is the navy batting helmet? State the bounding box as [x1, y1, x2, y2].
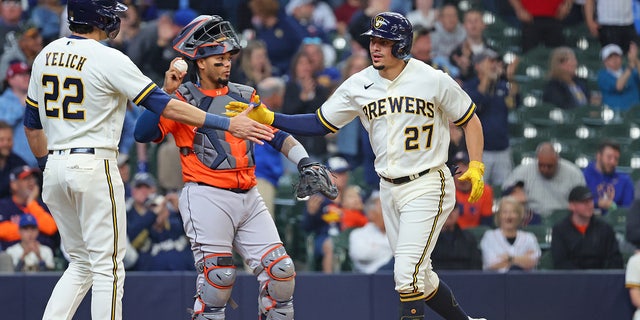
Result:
[361, 12, 413, 60]
[67, 0, 127, 39]
[172, 15, 241, 60]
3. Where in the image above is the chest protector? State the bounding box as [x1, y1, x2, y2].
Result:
[177, 82, 256, 170]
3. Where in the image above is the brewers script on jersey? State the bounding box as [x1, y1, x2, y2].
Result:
[26, 30, 157, 320]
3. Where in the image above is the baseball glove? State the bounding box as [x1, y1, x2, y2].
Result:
[295, 158, 339, 200]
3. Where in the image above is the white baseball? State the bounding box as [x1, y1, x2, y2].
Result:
[173, 59, 188, 73]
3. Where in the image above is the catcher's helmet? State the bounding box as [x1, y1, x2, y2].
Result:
[172, 15, 241, 60]
[67, 0, 127, 39]
[361, 12, 413, 60]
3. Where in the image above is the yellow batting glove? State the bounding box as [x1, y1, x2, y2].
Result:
[458, 160, 485, 203]
[224, 100, 275, 125]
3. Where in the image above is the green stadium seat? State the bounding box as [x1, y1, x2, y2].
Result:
[467, 225, 491, 242]
[523, 225, 551, 250]
[544, 209, 571, 227]
[602, 208, 628, 235]
[537, 250, 554, 270]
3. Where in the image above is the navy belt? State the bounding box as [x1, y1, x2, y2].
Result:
[197, 182, 250, 194]
[380, 168, 430, 185]
[49, 148, 95, 155]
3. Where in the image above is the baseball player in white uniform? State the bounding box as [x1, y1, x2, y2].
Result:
[23, 1, 272, 319]
[226, 11, 486, 320]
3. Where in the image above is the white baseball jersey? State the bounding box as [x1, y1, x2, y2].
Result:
[318, 58, 475, 179]
[27, 36, 160, 320]
[626, 253, 640, 320]
[27, 36, 157, 151]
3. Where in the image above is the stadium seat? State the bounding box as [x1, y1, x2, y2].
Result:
[523, 225, 551, 250]
[332, 228, 355, 272]
[537, 250, 554, 270]
[544, 209, 571, 227]
[467, 225, 491, 243]
[602, 208, 628, 235]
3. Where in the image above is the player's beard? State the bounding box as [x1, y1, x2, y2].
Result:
[373, 64, 385, 70]
[217, 77, 229, 86]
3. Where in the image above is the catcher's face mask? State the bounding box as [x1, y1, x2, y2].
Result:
[172, 15, 241, 60]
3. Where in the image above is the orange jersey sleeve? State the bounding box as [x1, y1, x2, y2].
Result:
[26, 201, 58, 236]
[0, 220, 19, 242]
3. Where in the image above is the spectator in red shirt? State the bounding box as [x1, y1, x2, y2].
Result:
[508, 0, 571, 52]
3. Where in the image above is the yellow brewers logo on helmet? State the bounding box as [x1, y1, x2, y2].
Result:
[374, 16, 387, 29]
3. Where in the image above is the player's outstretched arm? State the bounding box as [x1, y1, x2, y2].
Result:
[139, 88, 274, 144]
[134, 109, 163, 143]
[225, 101, 332, 136]
[458, 114, 485, 203]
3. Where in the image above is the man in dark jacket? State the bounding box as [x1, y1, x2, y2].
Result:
[551, 186, 623, 269]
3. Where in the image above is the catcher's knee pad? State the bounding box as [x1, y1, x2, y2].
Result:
[260, 299, 294, 320]
[258, 245, 295, 318]
[197, 253, 236, 309]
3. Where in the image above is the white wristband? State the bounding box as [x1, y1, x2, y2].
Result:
[287, 144, 309, 165]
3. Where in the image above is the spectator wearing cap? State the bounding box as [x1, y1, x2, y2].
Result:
[502, 141, 586, 218]
[0, 60, 36, 167]
[0, 0, 24, 56]
[0, 165, 57, 250]
[543, 46, 592, 109]
[463, 48, 518, 187]
[0, 120, 26, 199]
[431, 202, 482, 270]
[5, 213, 55, 271]
[452, 151, 494, 229]
[126, 8, 198, 84]
[300, 156, 351, 273]
[0, 23, 42, 84]
[598, 42, 640, 112]
[126, 172, 193, 271]
[583, 140, 635, 215]
[480, 196, 541, 273]
[551, 185, 623, 269]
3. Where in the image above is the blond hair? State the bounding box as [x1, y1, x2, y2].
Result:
[494, 196, 525, 227]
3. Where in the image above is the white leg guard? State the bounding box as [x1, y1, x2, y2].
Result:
[192, 253, 236, 320]
[258, 245, 295, 320]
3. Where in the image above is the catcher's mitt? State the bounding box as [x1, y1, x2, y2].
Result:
[295, 159, 339, 200]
